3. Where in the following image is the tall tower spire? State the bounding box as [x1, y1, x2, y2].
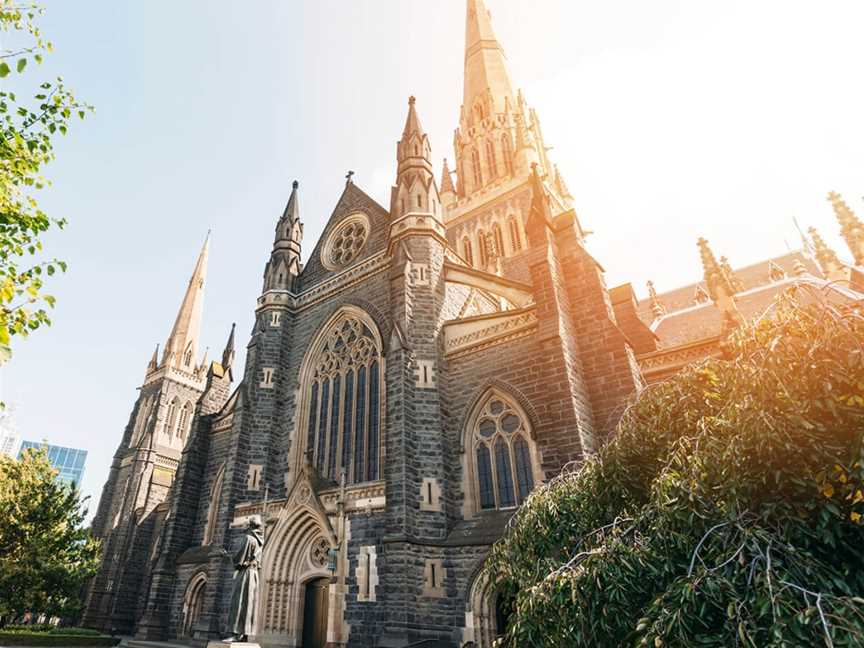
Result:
[464, 0, 514, 118]
[452, 0, 563, 206]
[162, 233, 209, 372]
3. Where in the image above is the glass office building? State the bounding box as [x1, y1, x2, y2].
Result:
[18, 441, 88, 486]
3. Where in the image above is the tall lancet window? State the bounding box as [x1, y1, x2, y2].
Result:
[477, 229, 487, 268]
[304, 310, 383, 484]
[471, 148, 483, 190]
[466, 390, 539, 515]
[501, 134, 514, 176]
[486, 140, 498, 179]
[508, 218, 522, 254]
[492, 223, 504, 258]
[462, 237, 474, 266]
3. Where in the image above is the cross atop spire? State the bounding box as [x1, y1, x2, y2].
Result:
[162, 233, 209, 372]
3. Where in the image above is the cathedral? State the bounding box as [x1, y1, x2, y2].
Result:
[82, 2, 864, 647]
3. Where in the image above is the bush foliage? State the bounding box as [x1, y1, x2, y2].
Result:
[485, 290, 864, 647]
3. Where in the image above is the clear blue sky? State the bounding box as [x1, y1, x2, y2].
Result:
[2, 0, 862, 517]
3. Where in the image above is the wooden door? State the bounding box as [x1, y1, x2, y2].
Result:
[302, 577, 330, 648]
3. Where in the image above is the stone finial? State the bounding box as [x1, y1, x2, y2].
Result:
[146, 343, 159, 375]
[828, 191, 864, 265]
[697, 237, 742, 329]
[222, 322, 236, 371]
[719, 256, 743, 292]
[439, 158, 456, 196]
[792, 259, 809, 277]
[808, 226, 846, 281]
[553, 164, 573, 200]
[646, 280, 665, 319]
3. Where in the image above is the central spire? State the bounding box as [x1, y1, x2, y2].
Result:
[162, 233, 209, 372]
[464, 0, 514, 118]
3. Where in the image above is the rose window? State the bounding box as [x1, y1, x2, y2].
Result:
[325, 217, 369, 269]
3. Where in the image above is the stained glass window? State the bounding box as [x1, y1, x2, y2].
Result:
[306, 314, 382, 484]
[470, 393, 537, 511]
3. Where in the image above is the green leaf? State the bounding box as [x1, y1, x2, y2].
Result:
[16, 58, 26, 73]
[0, 63, 10, 78]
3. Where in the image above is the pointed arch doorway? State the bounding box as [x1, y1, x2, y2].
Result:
[301, 577, 330, 648]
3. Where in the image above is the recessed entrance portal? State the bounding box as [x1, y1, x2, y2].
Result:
[301, 577, 330, 648]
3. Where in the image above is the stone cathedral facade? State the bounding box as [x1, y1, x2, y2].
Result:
[81, 1, 864, 647]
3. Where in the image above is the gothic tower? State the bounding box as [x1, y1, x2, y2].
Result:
[444, 0, 576, 282]
[84, 236, 215, 634]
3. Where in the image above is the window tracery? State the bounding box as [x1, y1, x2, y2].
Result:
[468, 392, 537, 512]
[321, 214, 370, 270]
[304, 313, 383, 483]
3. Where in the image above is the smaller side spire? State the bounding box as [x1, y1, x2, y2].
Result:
[525, 163, 553, 234]
[698, 237, 742, 330]
[808, 226, 846, 282]
[391, 96, 438, 220]
[646, 280, 665, 320]
[146, 343, 159, 377]
[264, 181, 303, 292]
[828, 191, 864, 265]
[440, 158, 456, 196]
[222, 322, 236, 370]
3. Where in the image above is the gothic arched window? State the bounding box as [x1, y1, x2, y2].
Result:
[508, 218, 521, 254]
[202, 463, 225, 545]
[471, 148, 483, 190]
[165, 398, 180, 438]
[466, 390, 538, 515]
[501, 134, 514, 176]
[492, 223, 504, 258]
[477, 229, 487, 268]
[177, 401, 192, 439]
[303, 311, 383, 484]
[486, 140, 498, 179]
[463, 237, 474, 266]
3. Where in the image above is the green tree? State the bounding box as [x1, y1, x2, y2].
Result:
[484, 289, 864, 647]
[0, 1, 90, 365]
[0, 447, 101, 624]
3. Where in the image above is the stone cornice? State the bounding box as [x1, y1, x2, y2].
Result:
[637, 337, 723, 378]
[231, 479, 386, 524]
[444, 307, 538, 358]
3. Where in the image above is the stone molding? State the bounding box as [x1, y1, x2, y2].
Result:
[444, 307, 538, 358]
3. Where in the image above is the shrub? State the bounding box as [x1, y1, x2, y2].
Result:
[484, 289, 864, 647]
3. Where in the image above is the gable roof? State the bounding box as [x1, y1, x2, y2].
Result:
[296, 182, 391, 291]
[637, 250, 823, 325]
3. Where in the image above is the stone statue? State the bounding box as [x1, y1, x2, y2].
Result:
[223, 516, 265, 642]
